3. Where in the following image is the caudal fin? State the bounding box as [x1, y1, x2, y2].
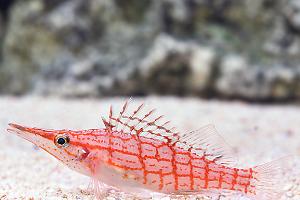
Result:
[250, 156, 294, 199]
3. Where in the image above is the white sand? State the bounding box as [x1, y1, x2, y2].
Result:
[0, 96, 300, 199]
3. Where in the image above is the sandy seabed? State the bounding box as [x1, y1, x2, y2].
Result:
[0, 96, 300, 200]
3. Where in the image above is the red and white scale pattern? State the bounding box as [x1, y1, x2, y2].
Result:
[75, 101, 257, 195]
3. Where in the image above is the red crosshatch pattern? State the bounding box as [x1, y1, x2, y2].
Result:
[95, 101, 256, 195]
[106, 131, 254, 194]
[70, 128, 255, 194]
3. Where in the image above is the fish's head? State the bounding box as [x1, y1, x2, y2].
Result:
[7, 123, 91, 176]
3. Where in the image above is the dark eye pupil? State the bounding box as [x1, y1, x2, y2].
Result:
[57, 138, 66, 145]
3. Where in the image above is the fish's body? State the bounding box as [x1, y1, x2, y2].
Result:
[6, 100, 289, 199]
[76, 129, 253, 194]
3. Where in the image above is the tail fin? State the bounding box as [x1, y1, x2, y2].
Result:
[250, 156, 294, 199]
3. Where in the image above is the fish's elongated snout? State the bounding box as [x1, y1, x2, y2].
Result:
[7, 123, 27, 132]
[7, 123, 28, 135]
[7, 123, 55, 142]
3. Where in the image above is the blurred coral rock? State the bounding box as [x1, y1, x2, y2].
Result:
[1, 0, 300, 101]
[216, 55, 300, 101]
[139, 34, 216, 95]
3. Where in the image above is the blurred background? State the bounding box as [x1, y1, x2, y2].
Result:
[0, 0, 300, 102]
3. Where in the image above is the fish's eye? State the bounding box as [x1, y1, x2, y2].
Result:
[55, 134, 70, 148]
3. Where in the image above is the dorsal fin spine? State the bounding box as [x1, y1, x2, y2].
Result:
[115, 100, 129, 131]
[124, 103, 144, 133]
[129, 104, 146, 134]
[101, 117, 112, 131]
[108, 105, 113, 125]
[130, 109, 155, 134]
[120, 101, 130, 131]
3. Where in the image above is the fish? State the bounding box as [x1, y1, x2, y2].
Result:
[6, 100, 290, 199]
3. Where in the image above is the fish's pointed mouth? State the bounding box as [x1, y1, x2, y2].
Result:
[7, 123, 55, 141]
[7, 123, 27, 133]
[7, 123, 40, 145]
[7, 123, 25, 134]
[7, 123, 65, 161]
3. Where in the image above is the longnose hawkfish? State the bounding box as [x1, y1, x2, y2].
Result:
[7, 100, 289, 199]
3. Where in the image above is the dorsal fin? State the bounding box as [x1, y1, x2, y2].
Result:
[102, 100, 236, 166]
[178, 124, 237, 166]
[102, 99, 180, 143]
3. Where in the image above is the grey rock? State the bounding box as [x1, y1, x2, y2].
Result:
[264, 17, 300, 58]
[1, 0, 59, 94]
[216, 55, 300, 100]
[137, 34, 216, 95]
[263, 0, 300, 59]
[1, 0, 300, 101]
[284, 0, 300, 30]
[0, 0, 154, 97]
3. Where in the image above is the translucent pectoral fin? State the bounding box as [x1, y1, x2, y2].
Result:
[91, 179, 108, 200]
[85, 152, 108, 199]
